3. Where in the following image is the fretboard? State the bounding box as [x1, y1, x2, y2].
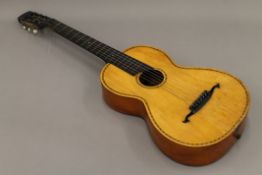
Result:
[48, 19, 152, 75]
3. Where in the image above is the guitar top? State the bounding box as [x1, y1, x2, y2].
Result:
[18, 11, 250, 166]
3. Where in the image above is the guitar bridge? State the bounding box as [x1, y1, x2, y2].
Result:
[183, 83, 220, 123]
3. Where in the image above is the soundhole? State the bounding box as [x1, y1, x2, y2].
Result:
[138, 69, 164, 87]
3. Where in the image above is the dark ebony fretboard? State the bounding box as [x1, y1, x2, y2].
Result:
[48, 19, 152, 75]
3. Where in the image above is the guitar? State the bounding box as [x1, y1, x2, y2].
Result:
[18, 11, 250, 166]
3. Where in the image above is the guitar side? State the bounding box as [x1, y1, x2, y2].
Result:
[100, 46, 249, 166]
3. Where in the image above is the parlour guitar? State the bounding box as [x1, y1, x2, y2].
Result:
[18, 11, 250, 166]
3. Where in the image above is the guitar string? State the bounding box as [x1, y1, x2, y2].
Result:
[51, 21, 170, 80]
[51, 21, 190, 104]
[49, 21, 191, 104]
[54, 23, 148, 71]
[51, 22, 158, 76]
[42, 18, 169, 83]
[52, 21, 173, 82]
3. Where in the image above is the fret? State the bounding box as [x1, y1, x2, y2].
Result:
[112, 53, 129, 65]
[89, 42, 104, 52]
[74, 34, 86, 43]
[82, 36, 94, 45]
[83, 39, 99, 50]
[100, 50, 126, 67]
[125, 59, 140, 69]
[52, 22, 62, 29]
[96, 47, 115, 62]
[55, 24, 68, 33]
[63, 28, 74, 37]
[79, 37, 92, 46]
[69, 31, 81, 41]
[96, 44, 108, 54]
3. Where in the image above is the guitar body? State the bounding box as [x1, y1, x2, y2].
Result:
[101, 46, 249, 166]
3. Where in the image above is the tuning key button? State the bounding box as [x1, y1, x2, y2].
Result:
[27, 28, 31, 32]
[22, 25, 26, 30]
[32, 29, 38, 34]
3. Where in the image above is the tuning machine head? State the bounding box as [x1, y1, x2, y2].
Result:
[18, 11, 50, 35]
[32, 29, 38, 34]
[21, 24, 38, 35]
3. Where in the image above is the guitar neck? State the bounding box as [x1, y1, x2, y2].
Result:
[47, 19, 152, 75]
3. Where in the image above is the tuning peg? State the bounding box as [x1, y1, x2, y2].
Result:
[32, 29, 38, 35]
[27, 27, 31, 32]
[22, 25, 26, 30]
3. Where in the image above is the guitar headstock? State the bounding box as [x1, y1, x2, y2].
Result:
[18, 11, 51, 34]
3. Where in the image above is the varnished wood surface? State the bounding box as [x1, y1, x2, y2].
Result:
[100, 46, 249, 165]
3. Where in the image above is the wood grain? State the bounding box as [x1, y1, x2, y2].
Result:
[100, 45, 249, 165]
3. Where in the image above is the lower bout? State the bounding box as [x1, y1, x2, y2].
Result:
[101, 83, 246, 166]
[147, 117, 246, 166]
